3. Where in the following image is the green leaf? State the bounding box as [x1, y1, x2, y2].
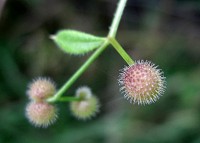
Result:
[51, 30, 105, 55]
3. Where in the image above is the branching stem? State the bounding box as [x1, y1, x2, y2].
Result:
[47, 0, 129, 103]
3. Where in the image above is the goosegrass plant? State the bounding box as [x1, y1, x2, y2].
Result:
[25, 0, 166, 128]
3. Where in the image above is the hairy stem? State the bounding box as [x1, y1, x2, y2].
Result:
[47, 41, 109, 102]
[108, 0, 127, 38]
[109, 37, 134, 65]
[47, 0, 128, 103]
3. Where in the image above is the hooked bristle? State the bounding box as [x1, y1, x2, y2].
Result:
[118, 60, 166, 105]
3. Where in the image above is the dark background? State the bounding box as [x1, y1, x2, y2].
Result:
[0, 0, 200, 143]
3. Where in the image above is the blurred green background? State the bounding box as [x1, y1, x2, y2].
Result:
[0, 0, 200, 143]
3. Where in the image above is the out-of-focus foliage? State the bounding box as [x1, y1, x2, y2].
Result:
[0, 0, 200, 143]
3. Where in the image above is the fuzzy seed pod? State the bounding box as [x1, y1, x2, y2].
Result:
[70, 96, 100, 120]
[119, 60, 166, 105]
[25, 102, 58, 128]
[70, 87, 100, 120]
[75, 86, 92, 99]
[27, 77, 56, 102]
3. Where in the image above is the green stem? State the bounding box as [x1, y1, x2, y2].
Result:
[47, 41, 109, 103]
[47, 0, 128, 103]
[108, 0, 127, 38]
[108, 37, 134, 65]
[57, 96, 81, 102]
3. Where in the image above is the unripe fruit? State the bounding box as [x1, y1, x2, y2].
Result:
[119, 60, 166, 105]
[25, 102, 58, 128]
[70, 87, 100, 120]
[70, 96, 100, 120]
[27, 77, 56, 102]
[75, 86, 92, 99]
